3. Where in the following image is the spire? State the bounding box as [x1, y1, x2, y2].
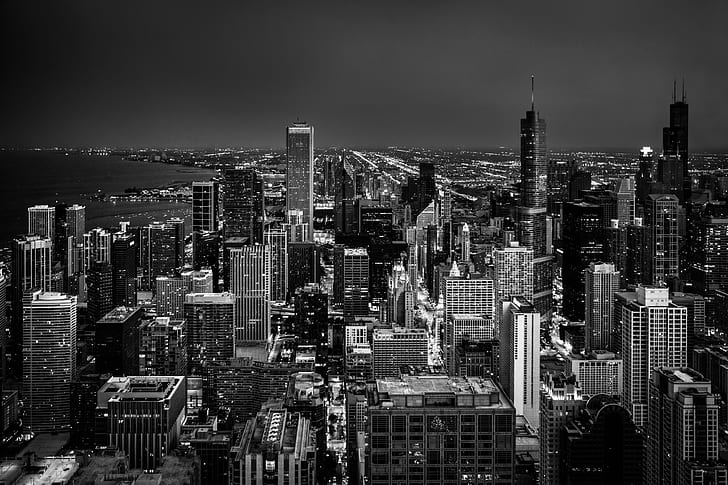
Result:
[672, 79, 676, 103]
[531, 75, 535, 111]
[682, 78, 686, 102]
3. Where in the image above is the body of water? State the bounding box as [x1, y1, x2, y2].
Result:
[0, 151, 217, 247]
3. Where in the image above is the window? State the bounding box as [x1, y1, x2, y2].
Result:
[372, 415, 389, 433]
[495, 414, 512, 433]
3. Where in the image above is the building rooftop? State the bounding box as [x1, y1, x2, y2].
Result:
[98, 306, 142, 322]
[98, 376, 185, 406]
[374, 375, 512, 409]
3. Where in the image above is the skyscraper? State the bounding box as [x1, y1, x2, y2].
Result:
[286, 122, 314, 240]
[645, 367, 726, 485]
[635, 146, 654, 209]
[86, 261, 113, 323]
[517, 79, 552, 319]
[500, 297, 540, 427]
[223, 168, 264, 243]
[111, 231, 137, 307]
[22, 290, 77, 433]
[192, 181, 219, 233]
[616, 286, 687, 427]
[27, 204, 55, 241]
[616, 176, 636, 226]
[230, 245, 270, 343]
[662, 82, 690, 202]
[265, 229, 288, 301]
[0, 275, 6, 379]
[334, 246, 369, 316]
[138, 317, 187, 376]
[82, 227, 113, 272]
[95, 306, 143, 376]
[645, 194, 680, 285]
[460, 222, 470, 262]
[288, 241, 320, 298]
[584, 262, 620, 352]
[493, 242, 534, 331]
[183, 292, 235, 375]
[371, 327, 428, 378]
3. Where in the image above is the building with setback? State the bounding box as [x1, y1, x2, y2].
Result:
[286, 122, 315, 240]
[230, 245, 270, 343]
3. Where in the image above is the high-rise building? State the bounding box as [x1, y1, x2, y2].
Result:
[616, 286, 687, 427]
[143, 220, 185, 288]
[636, 146, 655, 209]
[500, 297, 540, 427]
[334, 246, 369, 316]
[0, 274, 7, 378]
[65, 204, 86, 240]
[455, 339, 499, 378]
[96, 376, 187, 470]
[566, 350, 623, 397]
[192, 181, 219, 233]
[645, 367, 726, 485]
[230, 407, 317, 485]
[82, 227, 113, 272]
[645, 194, 680, 285]
[223, 168, 264, 242]
[11, 234, 52, 370]
[111, 232, 136, 307]
[691, 205, 728, 324]
[288, 241, 320, 298]
[460, 222, 470, 262]
[443, 275, 495, 321]
[493, 242, 534, 328]
[584, 262, 620, 352]
[156, 275, 188, 319]
[86, 261, 114, 323]
[286, 122, 314, 240]
[561, 395, 643, 485]
[183, 293, 235, 375]
[443, 314, 496, 375]
[293, 284, 328, 342]
[22, 291, 77, 433]
[517, 82, 553, 319]
[138, 317, 187, 376]
[265, 229, 288, 301]
[616, 177, 636, 226]
[367, 375, 515, 485]
[95, 306, 143, 376]
[371, 327, 428, 378]
[192, 230, 221, 291]
[561, 201, 605, 321]
[230, 245, 270, 343]
[539, 373, 585, 485]
[27, 204, 55, 241]
[662, 83, 690, 201]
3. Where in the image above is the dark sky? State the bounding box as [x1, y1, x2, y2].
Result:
[1, 1, 727, 150]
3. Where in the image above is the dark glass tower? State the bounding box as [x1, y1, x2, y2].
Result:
[662, 82, 689, 201]
[286, 122, 314, 240]
[518, 77, 553, 319]
[223, 168, 264, 243]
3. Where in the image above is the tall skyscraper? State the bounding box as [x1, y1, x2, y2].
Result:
[192, 230, 221, 291]
[517, 79, 553, 319]
[561, 201, 605, 321]
[192, 181, 219, 233]
[22, 291, 77, 433]
[111, 231, 137, 307]
[223, 168, 264, 243]
[142, 220, 184, 289]
[366, 375, 515, 485]
[95, 306, 143, 376]
[662, 82, 690, 202]
[65, 204, 86, 240]
[443, 314, 496, 376]
[265, 229, 288, 301]
[288, 241, 320, 298]
[692, 205, 728, 325]
[86, 261, 113, 323]
[493, 242, 534, 331]
[645, 367, 726, 485]
[155, 275, 188, 319]
[460, 222, 471, 262]
[584, 262, 620, 352]
[500, 297, 540, 427]
[183, 292, 235, 375]
[230, 245, 270, 343]
[27, 204, 55, 241]
[286, 122, 314, 240]
[138, 317, 187, 376]
[635, 146, 654, 209]
[334, 246, 369, 316]
[539, 373, 585, 485]
[645, 194, 680, 285]
[616, 286, 687, 427]
[0, 274, 6, 379]
[616, 177, 636, 226]
[82, 227, 112, 272]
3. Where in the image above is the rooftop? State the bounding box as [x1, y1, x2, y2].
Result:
[374, 375, 511, 409]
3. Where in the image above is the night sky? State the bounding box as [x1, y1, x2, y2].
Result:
[1, 1, 727, 150]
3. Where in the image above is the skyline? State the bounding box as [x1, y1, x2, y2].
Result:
[1, 1, 727, 150]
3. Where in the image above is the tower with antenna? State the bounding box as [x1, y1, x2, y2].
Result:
[662, 78, 689, 201]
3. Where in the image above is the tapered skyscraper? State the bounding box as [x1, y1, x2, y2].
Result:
[518, 77, 552, 319]
[286, 122, 314, 240]
[663, 81, 689, 201]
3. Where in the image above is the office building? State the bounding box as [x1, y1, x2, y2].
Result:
[371, 327, 428, 378]
[82, 227, 113, 272]
[367, 375, 515, 485]
[645, 367, 726, 485]
[500, 297, 540, 427]
[561, 201, 605, 321]
[539, 373, 585, 485]
[156, 275, 188, 319]
[662, 84, 690, 201]
[192, 180, 219, 233]
[584, 262, 620, 352]
[617, 286, 688, 427]
[95, 306, 143, 376]
[455, 339, 499, 378]
[293, 284, 328, 342]
[493, 242, 534, 325]
[691, 207, 728, 325]
[334, 247, 369, 316]
[288, 241, 320, 298]
[144, 219, 185, 287]
[192, 230, 221, 291]
[138, 317, 187, 376]
[561, 395, 642, 485]
[443, 314, 496, 375]
[286, 122, 315, 239]
[0, 275, 6, 378]
[566, 350, 623, 396]
[345, 344, 373, 381]
[230, 408, 316, 485]
[86, 261, 113, 323]
[517, 85, 553, 318]
[96, 376, 187, 470]
[27, 204, 55, 241]
[645, 194, 680, 285]
[616, 176, 636, 226]
[183, 292, 235, 375]
[443, 275, 495, 322]
[224, 167, 264, 242]
[111, 232, 136, 307]
[230, 245, 270, 343]
[265, 229, 288, 301]
[461, 222, 471, 262]
[22, 291, 77, 433]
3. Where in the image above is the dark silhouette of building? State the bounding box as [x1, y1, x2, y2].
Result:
[95, 306, 143, 376]
[224, 167, 264, 243]
[192, 230, 221, 291]
[111, 232, 137, 307]
[662, 82, 689, 202]
[86, 261, 114, 324]
[288, 242, 321, 299]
